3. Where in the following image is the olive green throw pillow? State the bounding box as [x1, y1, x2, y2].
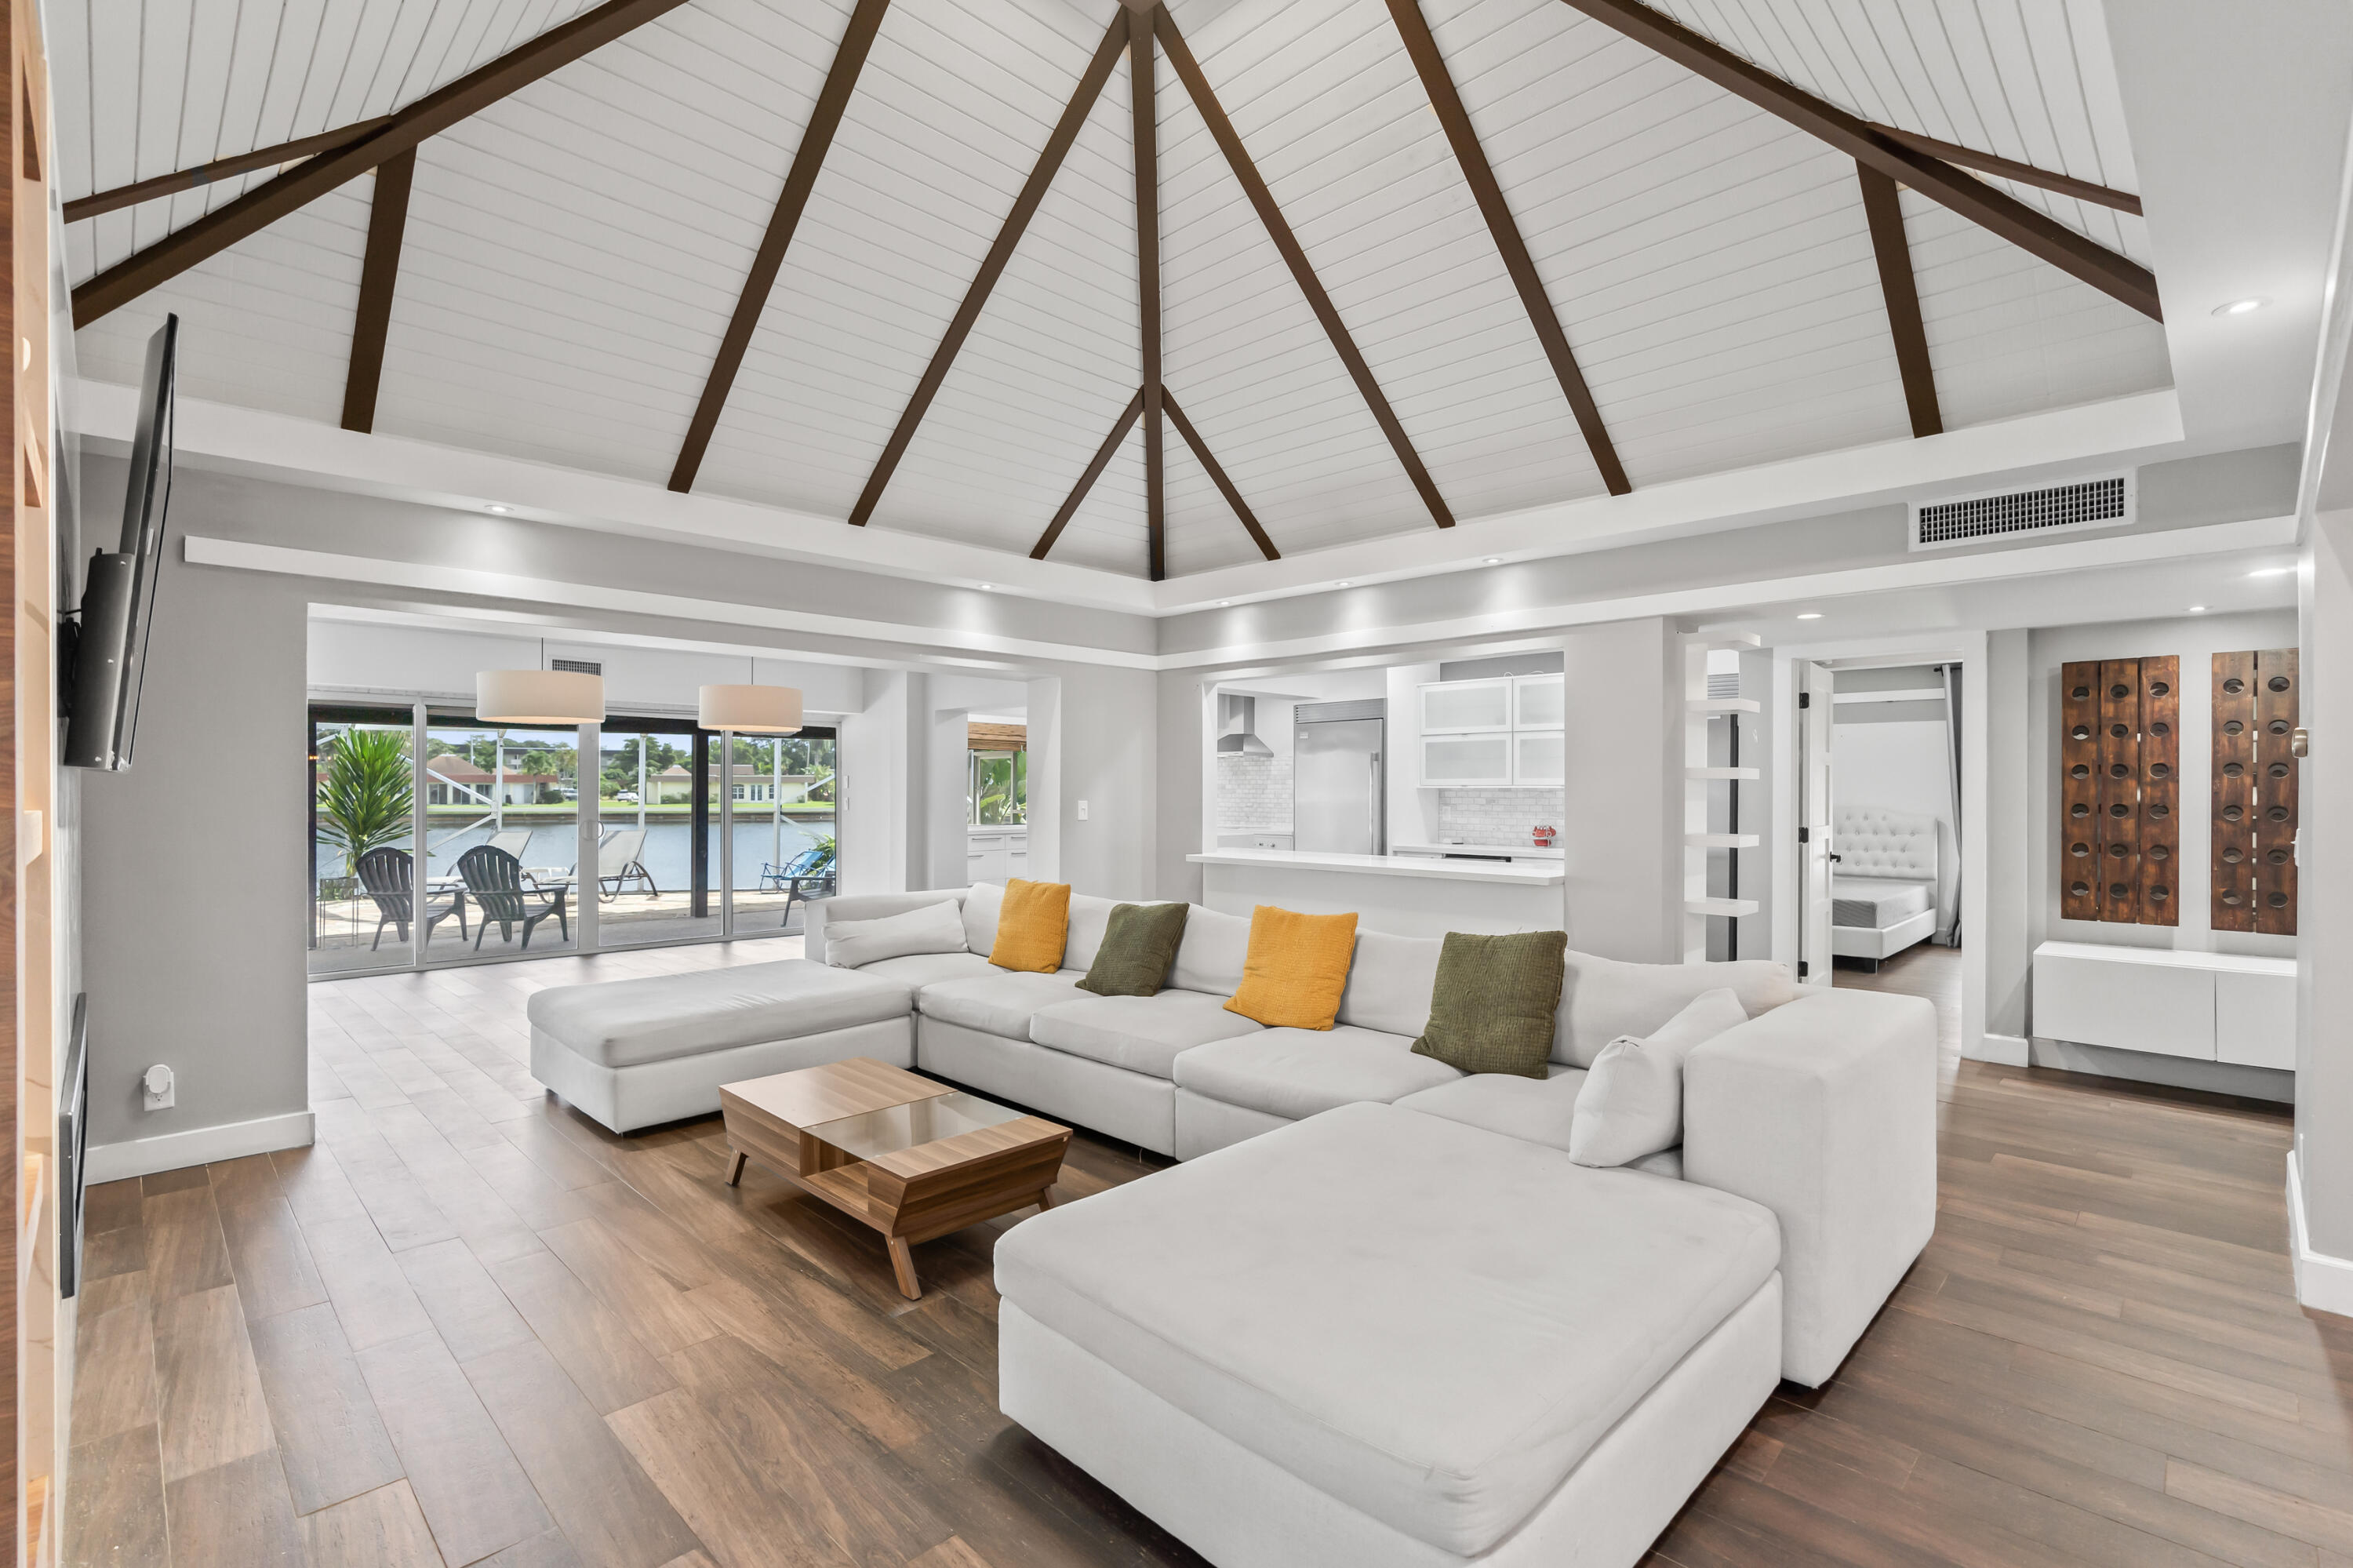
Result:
[1077, 902, 1191, 997]
[1410, 930, 1569, 1077]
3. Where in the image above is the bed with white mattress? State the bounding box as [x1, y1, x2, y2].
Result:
[1831, 806, 1939, 970]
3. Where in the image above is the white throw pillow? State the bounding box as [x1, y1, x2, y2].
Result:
[824, 900, 968, 969]
[1567, 988, 1749, 1168]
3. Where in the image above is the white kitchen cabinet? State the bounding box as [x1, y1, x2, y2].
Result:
[1512, 674, 1564, 730]
[1421, 732, 1511, 787]
[1419, 678, 1511, 733]
[1514, 731, 1565, 787]
[968, 830, 1028, 884]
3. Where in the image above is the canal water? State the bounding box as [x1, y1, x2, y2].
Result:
[314, 815, 835, 892]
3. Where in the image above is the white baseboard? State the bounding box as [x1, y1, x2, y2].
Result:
[85, 1110, 315, 1184]
[1969, 1032, 2030, 1066]
[2289, 1151, 2353, 1319]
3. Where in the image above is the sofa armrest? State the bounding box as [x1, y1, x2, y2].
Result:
[1683, 988, 1937, 1386]
[804, 888, 969, 965]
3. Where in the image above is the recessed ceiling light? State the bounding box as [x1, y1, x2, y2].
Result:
[1219, 600, 1233, 607]
[1483, 557, 1502, 565]
[485, 504, 511, 514]
[2213, 298, 2266, 317]
[2248, 566, 2296, 577]
[2188, 605, 2209, 613]
[976, 583, 993, 591]
[1335, 580, 1352, 588]
[1796, 612, 1824, 620]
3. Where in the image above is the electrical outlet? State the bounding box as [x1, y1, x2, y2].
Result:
[1077, 800, 1089, 820]
[144, 1064, 175, 1111]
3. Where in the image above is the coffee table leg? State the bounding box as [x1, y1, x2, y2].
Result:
[1038, 1185, 1060, 1210]
[725, 1150, 747, 1187]
[886, 1237, 921, 1301]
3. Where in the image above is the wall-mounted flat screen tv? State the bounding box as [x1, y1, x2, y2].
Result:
[64, 313, 175, 771]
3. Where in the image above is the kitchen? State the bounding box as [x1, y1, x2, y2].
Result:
[1189, 654, 1568, 939]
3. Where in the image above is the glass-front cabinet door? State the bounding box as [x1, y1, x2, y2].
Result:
[1419, 678, 1511, 733]
[1513, 674, 1565, 729]
[1420, 732, 1511, 787]
[1514, 730, 1566, 787]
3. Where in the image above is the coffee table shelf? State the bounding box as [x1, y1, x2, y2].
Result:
[719, 1057, 1070, 1300]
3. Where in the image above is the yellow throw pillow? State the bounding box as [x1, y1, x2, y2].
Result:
[989, 879, 1072, 973]
[1225, 904, 1359, 1030]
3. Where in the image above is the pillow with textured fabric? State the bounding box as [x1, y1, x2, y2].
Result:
[1078, 903, 1191, 996]
[1409, 930, 1567, 1078]
[1224, 905, 1358, 1029]
[1568, 988, 1749, 1167]
[990, 879, 1072, 973]
[823, 900, 967, 969]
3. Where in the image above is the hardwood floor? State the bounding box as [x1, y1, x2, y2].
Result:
[67, 938, 2338, 1567]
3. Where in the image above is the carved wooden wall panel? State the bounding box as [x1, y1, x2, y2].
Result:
[2253, 649, 2299, 934]
[2060, 656, 2177, 926]
[2213, 651, 2256, 930]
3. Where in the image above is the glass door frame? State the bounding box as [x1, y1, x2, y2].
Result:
[307, 700, 841, 979]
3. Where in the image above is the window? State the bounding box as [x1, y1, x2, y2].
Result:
[969, 749, 1026, 826]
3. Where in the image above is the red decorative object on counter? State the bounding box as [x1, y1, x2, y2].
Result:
[1532, 825, 1558, 847]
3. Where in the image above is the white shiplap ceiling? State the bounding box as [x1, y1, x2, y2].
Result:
[60, 0, 2172, 580]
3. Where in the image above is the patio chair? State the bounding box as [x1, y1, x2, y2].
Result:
[355, 846, 467, 951]
[456, 843, 570, 950]
[760, 844, 836, 930]
[487, 827, 570, 890]
[597, 827, 658, 901]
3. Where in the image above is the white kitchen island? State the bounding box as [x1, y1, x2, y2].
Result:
[1186, 848, 1565, 939]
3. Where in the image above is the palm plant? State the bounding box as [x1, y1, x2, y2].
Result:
[318, 727, 414, 886]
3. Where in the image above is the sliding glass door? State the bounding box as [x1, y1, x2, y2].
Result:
[307, 701, 838, 974]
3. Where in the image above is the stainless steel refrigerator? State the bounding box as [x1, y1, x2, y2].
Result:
[1293, 700, 1386, 855]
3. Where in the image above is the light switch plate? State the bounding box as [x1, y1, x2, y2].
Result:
[1077, 800, 1089, 820]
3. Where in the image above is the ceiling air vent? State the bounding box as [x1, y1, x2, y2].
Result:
[1908, 472, 2133, 551]
[550, 657, 602, 675]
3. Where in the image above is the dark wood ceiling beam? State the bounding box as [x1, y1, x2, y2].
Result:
[1166, 391, 1278, 560]
[64, 117, 393, 224]
[72, 0, 690, 327]
[1132, 7, 1166, 580]
[669, 0, 889, 493]
[340, 150, 414, 435]
[1031, 387, 1145, 559]
[1857, 162, 1940, 438]
[1387, 0, 1627, 495]
[1871, 123, 2142, 216]
[849, 14, 1127, 527]
[1556, 0, 2161, 321]
[1155, 5, 1456, 528]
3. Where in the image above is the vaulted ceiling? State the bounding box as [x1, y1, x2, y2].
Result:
[59, 0, 2172, 581]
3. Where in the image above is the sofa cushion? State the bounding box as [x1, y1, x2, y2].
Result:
[1225, 906, 1359, 1030]
[527, 959, 911, 1070]
[1334, 930, 1442, 1036]
[1031, 991, 1264, 1079]
[961, 880, 1003, 955]
[1391, 1064, 1585, 1151]
[1064, 893, 1120, 973]
[917, 969, 1086, 1037]
[856, 951, 998, 991]
[1169, 905, 1251, 996]
[990, 879, 1071, 973]
[995, 1102, 1781, 1556]
[1173, 1026, 1459, 1120]
[823, 900, 966, 970]
[1555, 951, 1797, 1067]
[1569, 988, 1749, 1168]
[1413, 930, 1567, 1078]
[1078, 902, 1191, 997]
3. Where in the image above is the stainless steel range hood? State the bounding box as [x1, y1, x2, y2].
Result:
[1216, 693, 1273, 757]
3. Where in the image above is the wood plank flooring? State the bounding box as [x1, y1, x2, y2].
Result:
[66, 938, 2340, 1567]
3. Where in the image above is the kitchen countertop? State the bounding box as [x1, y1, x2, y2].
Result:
[1187, 848, 1566, 886]
[1391, 842, 1564, 861]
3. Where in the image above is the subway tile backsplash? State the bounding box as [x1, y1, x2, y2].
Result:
[1436, 788, 1565, 846]
[1217, 752, 1293, 828]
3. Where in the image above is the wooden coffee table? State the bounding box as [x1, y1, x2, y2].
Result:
[718, 1057, 1071, 1300]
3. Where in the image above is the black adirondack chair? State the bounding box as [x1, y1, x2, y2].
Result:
[456, 843, 570, 950]
[356, 846, 467, 951]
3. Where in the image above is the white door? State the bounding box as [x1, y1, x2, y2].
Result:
[1797, 661, 1835, 986]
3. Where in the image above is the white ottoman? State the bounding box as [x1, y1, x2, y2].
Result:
[528, 959, 916, 1133]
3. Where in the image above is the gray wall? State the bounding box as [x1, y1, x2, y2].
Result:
[2302, 509, 2353, 1255]
[1561, 619, 1682, 961]
[82, 497, 311, 1149]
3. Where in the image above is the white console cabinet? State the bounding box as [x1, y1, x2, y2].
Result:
[2031, 941, 2294, 1071]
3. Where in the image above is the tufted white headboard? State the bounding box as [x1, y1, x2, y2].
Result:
[1835, 805, 1939, 881]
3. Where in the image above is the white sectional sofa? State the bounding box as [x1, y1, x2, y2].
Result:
[799, 882, 1937, 1568]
